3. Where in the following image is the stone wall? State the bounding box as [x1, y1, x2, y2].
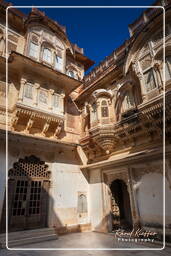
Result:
[0, 135, 90, 231]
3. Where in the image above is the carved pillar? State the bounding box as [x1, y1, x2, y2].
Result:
[60, 92, 65, 115]
[33, 82, 40, 106]
[137, 73, 147, 102]
[154, 62, 163, 92]
[127, 167, 141, 228]
[18, 78, 26, 102]
[96, 100, 101, 124]
[48, 89, 54, 110]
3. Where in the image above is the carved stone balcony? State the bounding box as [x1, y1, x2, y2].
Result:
[80, 92, 170, 162]
[10, 103, 64, 139]
[89, 124, 117, 155]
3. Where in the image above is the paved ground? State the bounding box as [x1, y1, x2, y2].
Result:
[0, 232, 170, 256]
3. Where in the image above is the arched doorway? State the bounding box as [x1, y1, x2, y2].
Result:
[6, 155, 51, 231]
[110, 179, 133, 230]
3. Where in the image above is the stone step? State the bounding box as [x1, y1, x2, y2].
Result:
[0, 227, 58, 248]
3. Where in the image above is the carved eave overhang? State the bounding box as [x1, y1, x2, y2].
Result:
[92, 89, 113, 100]
[8, 51, 81, 95]
[0, 1, 26, 33]
[75, 51, 95, 71]
[11, 103, 64, 139]
[0, 129, 78, 153]
[66, 49, 94, 71]
[81, 146, 165, 171]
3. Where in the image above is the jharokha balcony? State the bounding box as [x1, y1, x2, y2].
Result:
[80, 90, 169, 163]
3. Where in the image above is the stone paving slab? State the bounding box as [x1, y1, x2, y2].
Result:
[0, 232, 170, 256]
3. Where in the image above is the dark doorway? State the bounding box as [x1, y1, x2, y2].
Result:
[110, 179, 133, 230]
[0, 155, 51, 232]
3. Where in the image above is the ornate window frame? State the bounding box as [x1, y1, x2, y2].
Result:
[28, 33, 39, 60]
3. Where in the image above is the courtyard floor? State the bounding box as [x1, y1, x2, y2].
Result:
[0, 232, 171, 256]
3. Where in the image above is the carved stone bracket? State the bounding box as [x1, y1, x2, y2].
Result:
[11, 115, 19, 131]
[10, 105, 64, 139]
[41, 120, 50, 136]
[54, 120, 63, 138]
[24, 116, 35, 134]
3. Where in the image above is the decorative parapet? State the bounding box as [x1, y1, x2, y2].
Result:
[83, 41, 128, 88]
[128, 1, 164, 36]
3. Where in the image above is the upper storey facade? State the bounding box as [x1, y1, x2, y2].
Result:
[75, 0, 171, 163]
[0, 3, 93, 143]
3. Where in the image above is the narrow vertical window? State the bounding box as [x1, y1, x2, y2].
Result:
[29, 42, 38, 59]
[54, 55, 63, 71]
[43, 48, 52, 63]
[124, 91, 135, 110]
[53, 94, 60, 108]
[101, 100, 109, 117]
[24, 83, 33, 99]
[39, 90, 48, 104]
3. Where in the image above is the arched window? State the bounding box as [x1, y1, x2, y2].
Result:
[143, 68, 156, 92]
[123, 90, 135, 111]
[165, 56, 171, 81]
[101, 100, 109, 117]
[77, 194, 87, 213]
[43, 48, 52, 63]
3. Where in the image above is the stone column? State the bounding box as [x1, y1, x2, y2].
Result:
[137, 73, 147, 102]
[154, 62, 163, 92]
[132, 62, 147, 103]
[60, 91, 65, 115]
[48, 89, 54, 110]
[33, 82, 40, 106]
[18, 78, 26, 102]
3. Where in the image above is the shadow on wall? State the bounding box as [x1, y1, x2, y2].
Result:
[0, 155, 74, 239]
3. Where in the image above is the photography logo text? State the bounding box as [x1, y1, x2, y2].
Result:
[115, 228, 158, 243]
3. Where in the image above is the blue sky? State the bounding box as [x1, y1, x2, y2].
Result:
[10, 0, 155, 72]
